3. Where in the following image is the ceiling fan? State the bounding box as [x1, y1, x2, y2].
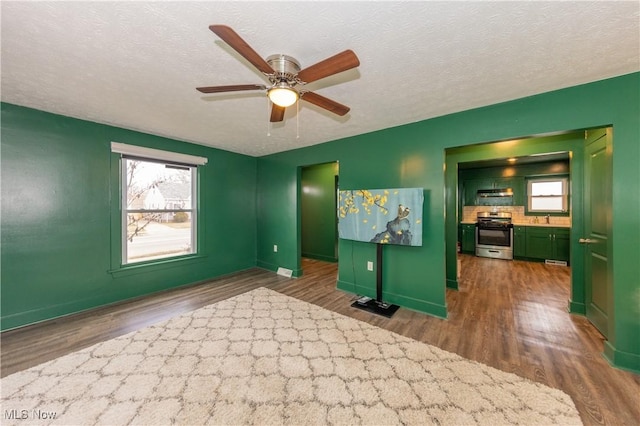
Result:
[197, 25, 360, 122]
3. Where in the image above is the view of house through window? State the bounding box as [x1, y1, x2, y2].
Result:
[527, 177, 568, 213]
[123, 158, 196, 264]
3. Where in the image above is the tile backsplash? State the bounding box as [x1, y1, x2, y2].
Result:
[462, 206, 571, 226]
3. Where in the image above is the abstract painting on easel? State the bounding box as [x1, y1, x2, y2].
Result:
[338, 188, 424, 246]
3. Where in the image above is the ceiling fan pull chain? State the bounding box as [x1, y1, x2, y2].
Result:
[296, 100, 300, 139]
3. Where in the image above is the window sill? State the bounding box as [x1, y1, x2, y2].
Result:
[108, 254, 208, 278]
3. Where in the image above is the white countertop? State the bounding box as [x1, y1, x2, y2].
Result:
[513, 222, 571, 228]
[460, 220, 570, 228]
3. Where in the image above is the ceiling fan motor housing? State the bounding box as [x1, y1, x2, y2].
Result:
[266, 54, 301, 86]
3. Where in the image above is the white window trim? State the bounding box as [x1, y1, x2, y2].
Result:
[111, 142, 208, 166]
[527, 177, 569, 213]
[113, 143, 203, 265]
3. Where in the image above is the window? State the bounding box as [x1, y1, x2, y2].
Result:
[527, 176, 569, 213]
[111, 143, 207, 265]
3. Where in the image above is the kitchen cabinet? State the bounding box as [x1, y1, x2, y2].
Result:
[463, 180, 481, 206]
[513, 226, 527, 257]
[460, 224, 476, 253]
[463, 179, 497, 206]
[553, 228, 570, 262]
[488, 177, 513, 189]
[511, 177, 525, 206]
[462, 177, 524, 206]
[525, 226, 570, 263]
[473, 177, 516, 191]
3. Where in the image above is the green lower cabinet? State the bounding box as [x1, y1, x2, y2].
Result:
[525, 227, 552, 259]
[525, 226, 570, 263]
[553, 228, 570, 262]
[460, 224, 476, 253]
[513, 226, 527, 258]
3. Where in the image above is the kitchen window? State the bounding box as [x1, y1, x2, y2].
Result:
[111, 143, 207, 266]
[526, 176, 569, 214]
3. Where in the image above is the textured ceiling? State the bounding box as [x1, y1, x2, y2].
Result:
[2, 2, 638, 157]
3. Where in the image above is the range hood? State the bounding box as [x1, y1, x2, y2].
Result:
[477, 188, 513, 198]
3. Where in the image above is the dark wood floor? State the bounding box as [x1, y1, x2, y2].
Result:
[2, 255, 639, 425]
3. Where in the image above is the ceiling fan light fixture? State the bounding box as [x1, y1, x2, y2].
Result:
[268, 84, 299, 107]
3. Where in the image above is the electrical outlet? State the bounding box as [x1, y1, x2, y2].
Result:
[367, 261, 373, 271]
[273, 245, 278, 252]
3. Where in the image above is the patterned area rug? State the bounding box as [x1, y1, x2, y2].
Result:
[1, 287, 582, 425]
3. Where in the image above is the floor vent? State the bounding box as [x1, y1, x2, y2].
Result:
[276, 267, 293, 277]
[545, 259, 568, 266]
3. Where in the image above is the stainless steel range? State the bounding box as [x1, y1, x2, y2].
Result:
[475, 212, 513, 260]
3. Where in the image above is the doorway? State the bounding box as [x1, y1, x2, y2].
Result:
[300, 162, 339, 268]
[446, 129, 613, 337]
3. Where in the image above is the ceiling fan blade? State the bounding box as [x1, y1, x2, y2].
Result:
[301, 92, 350, 116]
[296, 50, 360, 84]
[270, 104, 286, 122]
[196, 84, 266, 94]
[209, 25, 275, 75]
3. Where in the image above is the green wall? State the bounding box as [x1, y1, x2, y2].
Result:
[1, 103, 258, 330]
[301, 162, 338, 262]
[256, 72, 640, 372]
[2, 73, 638, 372]
[257, 124, 448, 317]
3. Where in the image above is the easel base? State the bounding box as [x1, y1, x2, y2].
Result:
[351, 299, 400, 318]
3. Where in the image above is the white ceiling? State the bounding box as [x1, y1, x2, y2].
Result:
[2, 2, 638, 157]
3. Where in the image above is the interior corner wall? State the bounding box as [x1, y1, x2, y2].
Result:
[0, 103, 258, 331]
[257, 125, 449, 318]
[255, 72, 640, 372]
